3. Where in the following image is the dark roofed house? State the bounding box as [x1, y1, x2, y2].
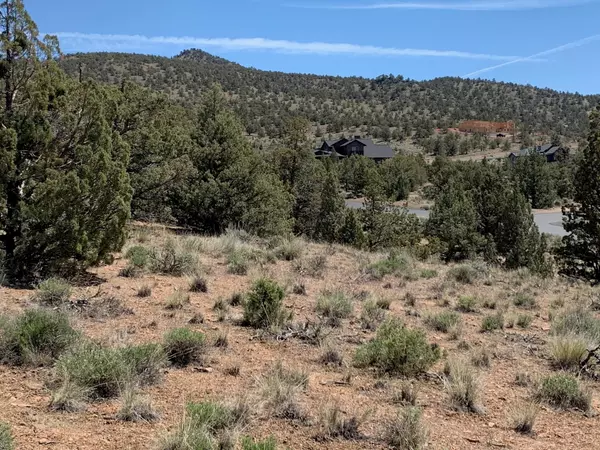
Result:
[508, 144, 569, 164]
[315, 136, 394, 163]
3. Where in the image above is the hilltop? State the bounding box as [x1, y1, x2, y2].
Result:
[60, 49, 600, 143]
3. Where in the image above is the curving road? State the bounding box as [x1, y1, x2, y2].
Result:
[345, 201, 566, 236]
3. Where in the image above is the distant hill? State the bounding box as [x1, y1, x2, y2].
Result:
[60, 49, 599, 143]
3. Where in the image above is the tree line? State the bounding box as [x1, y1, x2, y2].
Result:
[1, 0, 599, 287]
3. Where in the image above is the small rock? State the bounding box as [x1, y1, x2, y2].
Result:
[195, 367, 214, 373]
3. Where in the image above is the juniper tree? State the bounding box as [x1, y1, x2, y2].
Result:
[315, 168, 345, 242]
[0, 1, 131, 282]
[560, 108, 600, 283]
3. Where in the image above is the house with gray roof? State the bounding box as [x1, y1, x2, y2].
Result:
[508, 144, 569, 164]
[315, 136, 395, 163]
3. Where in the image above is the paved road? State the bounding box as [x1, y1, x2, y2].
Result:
[346, 201, 566, 236]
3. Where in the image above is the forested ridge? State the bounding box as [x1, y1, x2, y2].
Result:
[60, 49, 599, 143]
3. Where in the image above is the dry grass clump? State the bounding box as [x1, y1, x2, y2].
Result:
[470, 347, 492, 368]
[514, 292, 537, 310]
[444, 357, 483, 414]
[188, 275, 208, 293]
[316, 290, 353, 327]
[549, 334, 588, 370]
[240, 436, 277, 450]
[360, 300, 387, 330]
[117, 385, 159, 422]
[0, 422, 14, 450]
[163, 328, 206, 367]
[384, 407, 428, 450]
[365, 251, 413, 280]
[294, 254, 327, 278]
[32, 278, 71, 306]
[481, 312, 504, 332]
[137, 284, 152, 298]
[508, 402, 539, 434]
[391, 382, 419, 406]
[317, 403, 362, 440]
[164, 290, 190, 310]
[149, 239, 199, 276]
[257, 362, 308, 420]
[551, 306, 600, 344]
[456, 296, 478, 313]
[319, 342, 343, 366]
[423, 311, 461, 333]
[273, 237, 303, 261]
[447, 264, 482, 284]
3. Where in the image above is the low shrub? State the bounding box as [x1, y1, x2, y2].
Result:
[365, 251, 413, 280]
[319, 343, 343, 366]
[551, 307, 600, 344]
[316, 291, 353, 327]
[227, 249, 249, 275]
[32, 278, 71, 306]
[50, 378, 88, 412]
[294, 254, 327, 278]
[444, 357, 483, 413]
[549, 335, 588, 370]
[243, 279, 288, 331]
[0, 422, 14, 450]
[508, 402, 539, 434]
[535, 374, 591, 411]
[150, 240, 198, 276]
[228, 292, 245, 306]
[456, 296, 478, 313]
[0, 309, 78, 366]
[384, 407, 428, 450]
[424, 311, 461, 333]
[189, 275, 208, 293]
[517, 314, 533, 329]
[125, 245, 151, 268]
[165, 290, 190, 310]
[392, 382, 418, 406]
[470, 347, 492, 368]
[117, 386, 159, 422]
[354, 318, 440, 376]
[213, 330, 229, 348]
[376, 297, 392, 310]
[481, 313, 504, 332]
[447, 265, 480, 284]
[241, 436, 277, 450]
[360, 300, 387, 331]
[514, 293, 537, 310]
[420, 269, 438, 279]
[318, 403, 362, 440]
[118, 264, 140, 278]
[258, 362, 308, 420]
[274, 238, 303, 261]
[164, 328, 206, 367]
[137, 284, 152, 298]
[54, 341, 165, 400]
[482, 299, 497, 310]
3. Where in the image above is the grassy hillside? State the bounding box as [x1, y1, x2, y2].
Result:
[60, 49, 600, 144]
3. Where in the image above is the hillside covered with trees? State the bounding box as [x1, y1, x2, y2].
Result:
[60, 49, 599, 145]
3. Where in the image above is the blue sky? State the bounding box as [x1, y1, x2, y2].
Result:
[26, 0, 600, 94]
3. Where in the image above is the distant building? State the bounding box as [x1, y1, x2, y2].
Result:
[315, 136, 394, 163]
[508, 144, 570, 163]
[458, 120, 515, 134]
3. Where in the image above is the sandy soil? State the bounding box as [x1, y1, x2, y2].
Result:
[1, 227, 599, 449]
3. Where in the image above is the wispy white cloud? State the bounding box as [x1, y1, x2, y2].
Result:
[54, 32, 531, 61]
[464, 34, 600, 77]
[288, 0, 596, 10]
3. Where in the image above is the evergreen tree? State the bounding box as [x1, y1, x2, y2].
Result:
[340, 155, 377, 198]
[339, 208, 365, 248]
[512, 153, 555, 209]
[427, 182, 482, 261]
[315, 168, 345, 242]
[0, 1, 131, 282]
[560, 108, 600, 283]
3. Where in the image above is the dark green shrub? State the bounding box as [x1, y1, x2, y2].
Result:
[32, 278, 71, 306]
[354, 318, 440, 376]
[243, 278, 288, 330]
[125, 245, 151, 268]
[424, 311, 461, 333]
[535, 374, 591, 411]
[0, 422, 14, 450]
[164, 328, 206, 366]
[0, 309, 78, 366]
[481, 313, 504, 332]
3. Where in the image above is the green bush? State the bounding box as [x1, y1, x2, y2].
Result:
[365, 251, 413, 280]
[481, 313, 504, 332]
[125, 245, 151, 268]
[517, 314, 533, 329]
[0, 309, 78, 366]
[384, 407, 428, 450]
[0, 422, 14, 450]
[243, 278, 288, 330]
[54, 341, 166, 399]
[447, 265, 479, 284]
[420, 269, 438, 279]
[354, 318, 440, 376]
[150, 240, 198, 276]
[186, 401, 235, 433]
[32, 278, 71, 306]
[456, 296, 478, 313]
[241, 436, 277, 450]
[227, 249, 249, 275]
[514, 293, 537, 310]
[424, 311, 461, 333]
[535, 374, 591, 411]
[316, 291, 353, 327]
[551, 307, 600, 344]
[164, 328, 206, 367]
